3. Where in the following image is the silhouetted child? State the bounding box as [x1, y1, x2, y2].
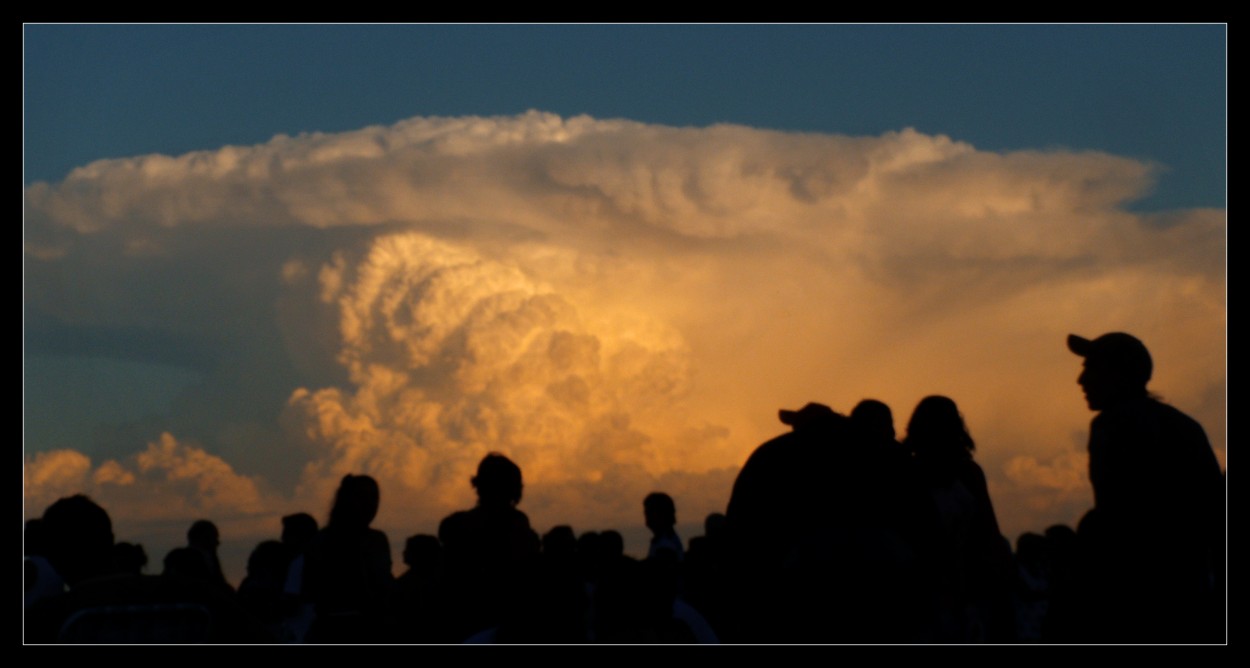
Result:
[644, 492, 684, 562]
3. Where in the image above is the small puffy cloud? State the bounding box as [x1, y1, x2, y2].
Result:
[25, 433, 272, 521]
[133, 432, 267, 514]
[25, 449, 94, 508]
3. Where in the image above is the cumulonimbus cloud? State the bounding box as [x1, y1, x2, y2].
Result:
[25, 111, 1225, 563]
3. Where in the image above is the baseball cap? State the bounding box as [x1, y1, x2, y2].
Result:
[1067, 332, 1153, 386]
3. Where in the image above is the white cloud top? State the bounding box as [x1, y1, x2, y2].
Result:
[25, 112, 1225, 567]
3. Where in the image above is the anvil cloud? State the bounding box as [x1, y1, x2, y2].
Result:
[24, 112, 1225, 574]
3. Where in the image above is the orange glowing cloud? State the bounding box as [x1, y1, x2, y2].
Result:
[25, 112, 1224, 560]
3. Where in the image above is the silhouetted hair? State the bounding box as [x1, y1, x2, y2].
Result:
[41, 494, 114, 585]
[112, 541, 149, 575]
[163, 546, 211, 581]
[543, 525, 577, 557]
[403, 534, 441, 568]
[904, 395, 975, 460]
[328, 474, 381, 529]
[644, 492, 677, 529]
[246, 540, 290, 582]
[282, 512, 319, 548]
[471, 453, 524, 506]
[601, 530, 625, 558]
[188, 519, 220, 547]
[851, 399, 896, 441]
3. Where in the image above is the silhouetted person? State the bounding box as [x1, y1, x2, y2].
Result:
[38, 495, 115, 589]
[1038, 523, 1080, 642]
[683, 513, 730, 639]
[542, 525, 578, 564]
[1012, 532, 1051, 643]
[438, 453, 541, 641]
[904, 395, 1014, 642]
[111, 542, 149, 576]
[238, 540, 294, 640]
[851, 398, 899, 447]
[1065, 332, 1224, 643]
[26, 496, 262, 643]
[389, 533, 447, 642]
[282, 512, 319, 548]
[25, 517, 65, 608]
[187, 519, 232, 593]
[725, 402, 920, 642]
[279, 512, 318, 599]
[644, 492, 684, 562]
[851, 398, 910, 471]
[302, 473, 396, 643]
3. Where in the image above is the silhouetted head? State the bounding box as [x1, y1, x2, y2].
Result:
[403, 534, 442, 569]
[112, 541, 149, 575]
[246, 540, 289, 584]
[471, 453, 524, 506]
[543, 525, 577, 558]
[643, 492, 677, 534]
[851, 399, 896, 442]
[328, 473, 381, 529]
[281, 512, 319, 549]
[600, 530, 625, 558]
[1068, 332, 1152, 410]
[187, 519, 220, 550]
[778, 402, 847, 437]
[41, 494, 115, 586]
[904, 395, 975, 461]
[704, 512, 727, 538]
[163, 546, 212, 581]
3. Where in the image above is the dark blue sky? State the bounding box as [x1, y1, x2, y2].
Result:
[24, 23, 1226, 211]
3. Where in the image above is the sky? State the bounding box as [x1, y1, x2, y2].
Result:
[23, 24, 1226, 585]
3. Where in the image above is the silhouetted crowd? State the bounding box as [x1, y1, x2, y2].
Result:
[24, 333, 1226, 644]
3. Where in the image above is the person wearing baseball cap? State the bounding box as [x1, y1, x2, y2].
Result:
[1063, 332, 1224, 643]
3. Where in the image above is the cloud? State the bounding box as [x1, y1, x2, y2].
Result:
[283, 232, 728, 531]
[25, 112, 1225, 559]
[25, 433, 274, 519]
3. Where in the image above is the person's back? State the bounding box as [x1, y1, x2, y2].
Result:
[301, 474, 395, 642]
[437, 453, 540, 641]
[1089, 396, 1221, 530]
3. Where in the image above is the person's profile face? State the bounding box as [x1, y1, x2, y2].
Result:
[1078, 359, 1115, 410]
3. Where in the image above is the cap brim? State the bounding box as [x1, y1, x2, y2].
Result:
[1067, 334, 1093, 357]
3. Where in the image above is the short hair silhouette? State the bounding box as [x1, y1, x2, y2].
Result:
[471, 453, 524, 506]
[643, 492, 677, 530]
[403, 534, 441, 568]
[187, 519, 220, 548]
[851, 399, 896, 441]
[281, 512, 318, 547]
[112, 541, 149, 575]
[41, 494, 114, 585]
